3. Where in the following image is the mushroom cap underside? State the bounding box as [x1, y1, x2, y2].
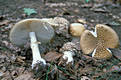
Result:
[10, 18, 55, 46]
[80, 24, 119, 59]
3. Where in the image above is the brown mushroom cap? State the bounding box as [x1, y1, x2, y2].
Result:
[10, 19, 55, 46]
[53, 17, 69, 26]
[80, 30, 97, 54]
[80, 24, 119, 59]
[96, 24, 119, 48]
[41, 17, 69, 37]
[92, 46, 112, 59]
[70, 23, 85, 37]
[41, 17, 69, 28]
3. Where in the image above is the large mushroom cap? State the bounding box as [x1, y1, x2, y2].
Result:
[96, 24, 119, 48]
[80, 24, 119, 59]
[10, 18, 55, 46]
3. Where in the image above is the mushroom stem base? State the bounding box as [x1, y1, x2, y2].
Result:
[29, 32, 46, 69]
[63, 51, 75, 64]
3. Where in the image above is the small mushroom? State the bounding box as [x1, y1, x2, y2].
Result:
[10, 19, 54, 68]
[60, 42, 77, 64]
[70, 23, 86, 51]
[80, 24, 119, 59]
[70, 23, 85, 37]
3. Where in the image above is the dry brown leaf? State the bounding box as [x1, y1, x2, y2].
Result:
[77, 19, 87, 24]
[44, 51, 62, 62]
[2, 71, 12, 80]
[18, 67, 25, 75]
[81, 4, 93, 8]
[14, 73, 33, 80]
[0, 20, 10, 26]
[91, 8, 108, 13]
[16, 56, 26, 63]
[11, 70, 18, 78]
[111, 49, 121, 61]
[110, 65, 121, 72]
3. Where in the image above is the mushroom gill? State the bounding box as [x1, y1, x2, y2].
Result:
[80, 24, 119, 59]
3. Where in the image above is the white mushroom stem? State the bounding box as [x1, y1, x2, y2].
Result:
[90, 27, 97, 37]
[29, 32, 46, 69]
[92, 48, 97, 57]
[106, 48, 112, 54]
[63, 51, 75, 64]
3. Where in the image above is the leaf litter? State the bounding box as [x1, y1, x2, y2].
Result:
[0, 0, 121, 80]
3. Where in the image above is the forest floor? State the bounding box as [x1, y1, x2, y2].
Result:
[0, 0, 121, 80]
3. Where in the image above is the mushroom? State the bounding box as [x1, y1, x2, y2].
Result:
[10, 19, 55, 68]
[41, 17, 70, 37]
[80, 24, 119, 59]
[60, 42, 77, 64]
[69, 23, 86, 51]
[70, 23, 85, 37]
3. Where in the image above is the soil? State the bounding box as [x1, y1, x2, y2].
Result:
[0, 0, 121, 80]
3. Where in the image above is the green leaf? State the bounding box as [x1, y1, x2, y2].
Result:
[85, 0, 89, 3]
[23, 8, 37, 16]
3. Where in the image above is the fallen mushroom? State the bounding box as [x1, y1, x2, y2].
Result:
[60, 42, 77, 64]
[80, 24, 119, 59]
[41, 17, 69, 28]
[41, 17, 70, 37]
[70, 23, 85, 37]
[10, 19, 54, 68]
